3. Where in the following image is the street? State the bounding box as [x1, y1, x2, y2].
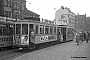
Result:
[13, 41, 90, 60]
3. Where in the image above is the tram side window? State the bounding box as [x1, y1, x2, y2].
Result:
[40, 25, 44, 34]
[54, 27, 56, 34]
[13, 24, 15, 35]
[0, 26, 2, 35]
[45, 26, 49, 34]
[22, 24, 28, 35]
[0, 24, 8, 35]
[3, 24, 8, 35]
[67, 29, 73, 34]
[9, 25, 13, 35]
[50, 26, 53, 34]
[16, 24, 21, 34]
[35, 25, 38, 34]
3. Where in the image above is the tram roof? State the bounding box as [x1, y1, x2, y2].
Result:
[13, 19, 58, 26]
[13, 19, 41, 23]
[24, 17, 40, 21]
[0, 20, 13, 25]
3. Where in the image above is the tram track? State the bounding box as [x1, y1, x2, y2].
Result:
[0, 53, 22, 60]
[0, 41, 71, 60]
[0, 49, 17, 57]
[0, 48, 37, 60]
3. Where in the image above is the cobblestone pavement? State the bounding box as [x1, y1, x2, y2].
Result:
[13, 41, 90, 60]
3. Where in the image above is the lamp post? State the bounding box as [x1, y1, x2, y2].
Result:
[85, 14, 86, 32]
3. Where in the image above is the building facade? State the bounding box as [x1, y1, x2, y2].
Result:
[86, 17, 90, 31]
[24, 8, 40, 19]
[75, 14, 86, 32]
[55, 6, 76, 29]
[0, 0, 40, 19]
[0, 0, 12, 18]
[12, 0, 26, 19]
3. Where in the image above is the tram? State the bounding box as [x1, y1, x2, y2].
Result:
[13, 19, 63, 49]
[13, 18, 74, 49]
[0, 16, 13, 49]
[66, 27, 74, 41]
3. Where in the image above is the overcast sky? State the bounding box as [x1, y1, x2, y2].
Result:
[26, 0, 90, 20]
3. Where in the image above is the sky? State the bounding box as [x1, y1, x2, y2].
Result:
[26, 0, 90, 20]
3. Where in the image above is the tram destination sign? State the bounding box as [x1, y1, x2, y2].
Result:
[0, 16, 16, 21]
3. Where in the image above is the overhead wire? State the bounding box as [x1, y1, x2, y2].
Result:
[28, 0, 56, 10]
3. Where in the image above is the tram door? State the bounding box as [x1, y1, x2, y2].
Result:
[57, 27, 61, 42]
[61, 27, 66, 42]
[29, 24, 34, 44]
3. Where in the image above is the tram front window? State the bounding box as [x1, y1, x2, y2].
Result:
[16, 24, 21, 34]
[22, 24, 28, 35]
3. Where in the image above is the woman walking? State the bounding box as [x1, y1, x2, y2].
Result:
[86, 31, 89, 43]
[75, 32, 80, 45]
[79, 32, 83, 42]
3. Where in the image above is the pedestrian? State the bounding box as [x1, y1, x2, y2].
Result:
[75, 32, 80, 45]
[73, 31, 77, 42]
[86, 31, 89, 43]
[29, 29, 35, 49]
[83, 32, 86, 41]
[88, 31, 90, 40]
[79, 32, 83, 42]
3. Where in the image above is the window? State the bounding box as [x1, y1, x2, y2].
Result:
[13, 24, 15, 35]
[0, 24, 8, 35]
[3, 25, 8, 35]
[0, 26, 2, 35]
[14, 12, 19, 19]
[8, 12, 11, 17]
[14, 2, 17, 9]
[14, 2, 20, 10]
[22, 24, 28, 35]
[3, 0, 7, 6]
[9, 25, 13, 35]
[67, 28, 73, 34]
[45, 26, 49, 34]
[5, 11, 11, 17]
[7, 0, 11, 7]
[35, 25, 38, 34]
[50, 26, 53, 34]
[17, 3, 20, 10]
[22, 3, 25, 10]
[54, 27, 56, 34]
[40, 25, 44, 34]
[16, 24, 21, 34]
[5, 11, 8, 17]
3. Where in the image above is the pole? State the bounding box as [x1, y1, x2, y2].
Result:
[85, 14, 86, 32]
